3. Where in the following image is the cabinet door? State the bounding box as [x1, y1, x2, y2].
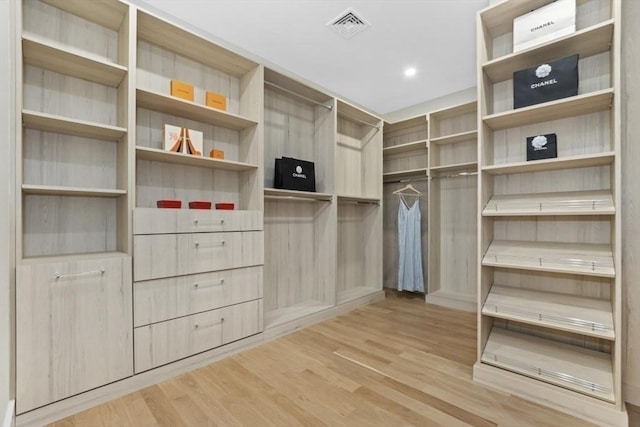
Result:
[16, 256, 133, 413]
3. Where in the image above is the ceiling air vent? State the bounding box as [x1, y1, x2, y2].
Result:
[327, 8, 370, 39]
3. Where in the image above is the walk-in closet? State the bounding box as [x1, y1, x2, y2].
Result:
[1, 0, 639, 426]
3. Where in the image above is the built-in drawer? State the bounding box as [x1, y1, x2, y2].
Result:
[134, 299, 263, 373]
[134, 231, 263, 281]
[133, 208, 262, 235]
[16, 254, 133, 413]
[134, 265, 263, 327]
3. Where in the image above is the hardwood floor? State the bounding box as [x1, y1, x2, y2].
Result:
[51, 291, 603, 426]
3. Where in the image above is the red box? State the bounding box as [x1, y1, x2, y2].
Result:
[157, 200, 182, 209]
[215, 202, 235, 210]
[189, 201, 212, 210]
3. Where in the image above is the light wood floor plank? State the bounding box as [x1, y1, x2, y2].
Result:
[49, 290, 605, 426]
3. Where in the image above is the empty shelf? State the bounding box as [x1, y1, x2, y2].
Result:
[483, 190, 615, 216]
[336, 195, 381, 205]
[23, 33, 127, 87]
[483, 286, 614, 340]
[136, 146, 258, 171]
[482, 152, 615, 175]
[483, 89, 614, 130]
[482, 240, 614, 278]
[482, 328, 614, 402]
[22, 184, 126, 198]
[136, 88, 258, 130]
[383, 140, 427, 155]
[429, 130, 477, 145]
[22, 110, 126, 141]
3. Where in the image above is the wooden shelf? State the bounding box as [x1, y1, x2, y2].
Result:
[264, 188, 332, 202]
[136, 88, 258, 131]
[383, 168, 428, 182]
[336, 195, 380, 205]
[482, 152, 615, 175]
[383, 140, 427, 155]
[42, 0, 128, 31]
[22, 110, 126, 141]
[482, 328, 614, 402]
[429, 100, 477, 119]
[22, 33, 127, 87]
[337, 99, 381, 128]
[137, 10, 257, 77]
[483, 286, 614, 340]
[136, 146, 257, 171]
[483, 190, 615, 216]
[483, 21, 615, 83]
[482, 240, 615, 278]
[429, 161, 478, 174]
[384, 115, 427, 134]
[429, 130, 477, 146]
[483, 89, 614, 131]
[22, 184, 126, 198]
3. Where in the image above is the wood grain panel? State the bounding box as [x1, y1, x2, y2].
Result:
[16, 255, 133, 413]
[133, 231, 263, 281]
[134, 299, 263, 373]
[134, 265, 263, 327]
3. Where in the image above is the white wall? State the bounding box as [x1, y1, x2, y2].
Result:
[0, 0, 15, 424]
[621, 0, 640, 407]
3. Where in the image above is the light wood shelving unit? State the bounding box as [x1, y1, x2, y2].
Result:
[336, 99, 383, 304]
[427, 101, 478, 311]
[15, 0, 133, 414]
[474, 0, 626, 425]
[262, 68, 336, 329]
[131, 6, 265, 378]
[381, 115, 428, 291]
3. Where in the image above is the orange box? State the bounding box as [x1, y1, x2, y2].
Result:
[170, 80, 194, 102]
[206, 91, 227, 111]
[210, 149, 225, 159]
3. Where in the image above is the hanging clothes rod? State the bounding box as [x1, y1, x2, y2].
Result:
[430, 171, 478, 180]
[265, 81, 333, 110]
[384, 176, 430, 185]
[264, 194, 332, 203]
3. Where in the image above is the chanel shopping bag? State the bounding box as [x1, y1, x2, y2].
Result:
[513, 54, 579, 109]
[526, 133, 557, 161]
[513, 0, 576, 53]
[274, 157, 316, 192]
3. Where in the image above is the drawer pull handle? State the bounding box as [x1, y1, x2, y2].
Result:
[193, 279, 225, 289]
[193, 219, 225, 225]
[54, 268, 105, 280]
[194, 241, 225, 248]
[193, 317, 224, 330]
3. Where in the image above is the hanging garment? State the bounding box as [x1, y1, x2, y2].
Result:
[397, 195, 425, 292]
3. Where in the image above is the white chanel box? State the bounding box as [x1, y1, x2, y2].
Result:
[513, 0, 575, 53]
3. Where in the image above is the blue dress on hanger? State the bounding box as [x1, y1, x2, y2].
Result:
[397, 195, 425, 292]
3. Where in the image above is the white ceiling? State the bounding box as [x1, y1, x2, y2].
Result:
[133, 0, 490, 116]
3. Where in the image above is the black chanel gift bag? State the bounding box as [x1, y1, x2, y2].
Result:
[274, 157, 316, 192]
[526, 133, 557, 161]
[513, 54, 579, 109]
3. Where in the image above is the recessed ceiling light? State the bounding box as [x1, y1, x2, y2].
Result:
[404, 67, 417, 77]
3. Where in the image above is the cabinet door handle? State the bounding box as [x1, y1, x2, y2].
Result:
[193, 279, 225, 289]
[193, 318, 224, 330]
[193, 219, 225, 225]
[54, 268, 105, 280]
[194, 241, 225, 248]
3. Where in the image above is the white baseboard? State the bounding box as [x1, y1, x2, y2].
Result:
[3, 400, 14, 427]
